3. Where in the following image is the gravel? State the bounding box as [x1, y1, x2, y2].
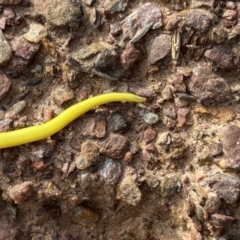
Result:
[1, 1, 240, 239]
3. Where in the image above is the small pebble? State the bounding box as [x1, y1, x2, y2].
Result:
[9, 181, 33, 204]
[12, 36, 40, 60]
[99, 158, 122, 185]
[143, 112, 159, 124]
[110, 23, 122, 36]
[24, 22, 48, 43]
[0, 30, 12, 65]
[160, 177, 182, 197]
[117, 177, 142, 205]
[12, 100, 26, 113]
[0, 70, 11, 100]
[75, 141, 99, 170]
[99, 135, 129, 159]
[0, 119, 12, 132]
[108, 112, 127, 132]
[226, 1, 236, 9]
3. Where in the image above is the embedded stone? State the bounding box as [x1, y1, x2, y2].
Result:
[117, 177, 142, 205]
[23, 23, 47, 43]
[203, 173, 240, 204]
[99, 158, 122, 185]
[220, 125, 240, 169]
[9, 181, 34, 204]
[75, 141, 99, 170]
[137, 3, 163, 29]
[31, 0, 83, 26]
[204, 44, 234, 68]
[188, 65, 230, 106]
[99, 135, 129, 159]
[11, 36, 40, 60]
[0, 70, 11, 100]
[0, 29, 12, 65]
[149, 34, 171, 64]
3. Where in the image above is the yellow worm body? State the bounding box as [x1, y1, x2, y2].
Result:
[0, 93, 146, 149]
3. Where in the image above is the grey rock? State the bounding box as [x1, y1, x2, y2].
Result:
[203, 173, 240, 204]
[103, 0, 128, 14]
[12, 101, 26, 114]
[209, 142, 223, 157]
[129, 22, 153, 44]
[0, 119, 12, 132]
[99, 158, 122, 185]
[117, 177, 142, 205]
[31, 0, 83, 26]
[95, 48, 123, 79]
[165, 15, 180, 31]
[32, 147, 54, 159]
[211, 27, 227, 45]
[204, 44, 234, 68]
[148, 34, 171, 64]
[0, 70, 11, 100]
[163, 103, 177, 119]
[204, 194, 222, 214]
[232, 46, 240, 67]
[0, 29, 12, 65]
[121, 43, 141, 70]
[188, 65, 230, 106]
[73, 42, 114, 60]
[122, 17, 138, 40]
[220, 125, 240, 169]
[160, 177, 182, 197]
[110, 23, 122, 37]
[210, 214, 235, 229]
[6, 56, 28, 78]
[143, 112, 159, 125]
[184, 10, 212, 34]
[121, 3, 162, 41]
[11, 36, 40, 60]
[122, 18, 138, 40]
[137, 3, 163, 29]
[129, 87, 155, 98]
[108, 112, 127, 132]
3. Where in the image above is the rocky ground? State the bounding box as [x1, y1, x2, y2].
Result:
[1, 0, 240, 239]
